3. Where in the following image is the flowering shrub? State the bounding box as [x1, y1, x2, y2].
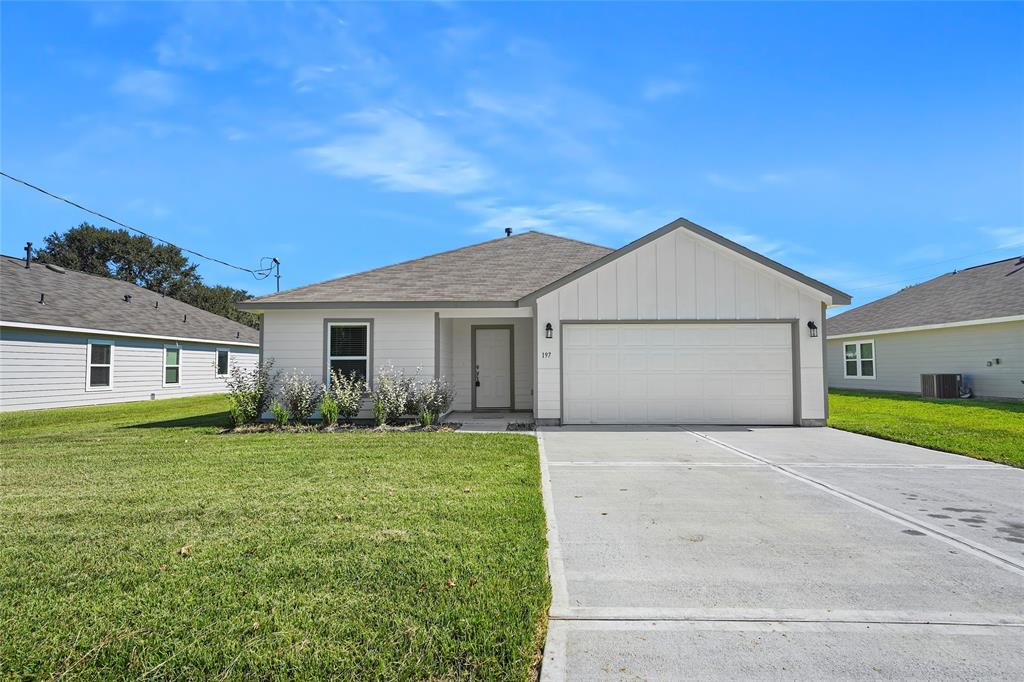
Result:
[416, 377, 456, 426]
[279, 371, 322, 425]
[270, 401, 289, 428]
[372, 363, 415, 426]
[329, 370, 366, 423]
[225, 360, 277, 426]
[319, 391, 339, 426]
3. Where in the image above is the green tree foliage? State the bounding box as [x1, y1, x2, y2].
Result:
[34, 223, 261, 328]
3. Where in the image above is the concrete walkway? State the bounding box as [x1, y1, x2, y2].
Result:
[537, 426, 1024, 680]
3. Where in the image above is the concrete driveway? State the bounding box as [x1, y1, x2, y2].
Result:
[537, 426, 1024, 680]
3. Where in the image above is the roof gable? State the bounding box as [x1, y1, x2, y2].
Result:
[240, 231, 613, 307]
[0, 256, 259, 344]
[827, 256, 1024, 336]
[518, 218, 852, 305]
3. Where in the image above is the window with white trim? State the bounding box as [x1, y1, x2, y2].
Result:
[843, 340, 875, 378]
[164, 345, 181, 385]
[328, 323, 369, 383]
[87, 340, 112, 389]
[216, 348, 229, 377]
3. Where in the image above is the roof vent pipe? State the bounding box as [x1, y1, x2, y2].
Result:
[39, 293, 45, 304]
[183, 314, 187, 323]
[24, 242, 32, 268]
[505, 227, 512, 237]
[123, 294, 132, 303]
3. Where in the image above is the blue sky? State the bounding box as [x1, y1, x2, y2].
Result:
[2, 2, 1022, 308]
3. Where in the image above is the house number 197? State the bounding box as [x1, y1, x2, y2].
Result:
[541, 352, 552, 359]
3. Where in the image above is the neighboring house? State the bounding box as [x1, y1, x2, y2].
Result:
[826, 256, 1024, 400]
[0, 254, 259, 411]
[239, 218, 851, 426]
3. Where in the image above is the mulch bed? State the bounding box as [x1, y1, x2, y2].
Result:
[223, 422, 463, 435]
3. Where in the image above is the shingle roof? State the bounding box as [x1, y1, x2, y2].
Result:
[241, 231, 614, 306]
[0, 255, 259, 344]
[827, 256, 1024, 336]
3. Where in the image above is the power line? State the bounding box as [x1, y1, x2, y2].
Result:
[1, 171, 275, 280]
[844, 245, 1020, 292]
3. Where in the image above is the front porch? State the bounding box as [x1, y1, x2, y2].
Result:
[436, 309, 534, 414]
[447, 410, 535, 432]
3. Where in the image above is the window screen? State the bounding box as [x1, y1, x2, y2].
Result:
[328, 324, 369, 382]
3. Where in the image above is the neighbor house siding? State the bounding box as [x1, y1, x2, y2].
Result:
[0, 327, 258, 412]
[449, 317, 533, 411]
[535, 228, 831, 423]
[827, 320, 1024, 400]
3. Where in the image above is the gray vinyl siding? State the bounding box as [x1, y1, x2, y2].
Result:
[826, 320, 1024, 400]
[0, 327, 259, 412]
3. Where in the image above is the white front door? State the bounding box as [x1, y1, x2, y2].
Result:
[474, 327, 512, 409]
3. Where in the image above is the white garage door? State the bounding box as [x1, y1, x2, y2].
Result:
[562, 323, 794, 425]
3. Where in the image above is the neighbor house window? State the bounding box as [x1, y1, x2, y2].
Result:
[164, 345, 181, 386]
[216, 349, 229, 377]
[87, 340, 112, 390]
[328, 323, 369, 384]
[844, 340, 875, 378]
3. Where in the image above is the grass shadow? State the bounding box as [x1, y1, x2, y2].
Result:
[124, 410, 232, 430]
[829, 389, 1024, 414]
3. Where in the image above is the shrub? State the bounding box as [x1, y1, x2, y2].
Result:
[270, 401, 289, 428]
[279, 371, 322, 425]
[319, 391, 339, 426]
[329, 370, 366, 423]
[225, 360, 276, 426]
[415, 377, 456, 427]
[372, 363, 414, 426]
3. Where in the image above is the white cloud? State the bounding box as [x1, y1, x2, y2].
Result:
[461, 198, 662, 243]
[642, 78, 685, 101]
[718, 228, 810, 260]
[705, 169, 829, 192]
[112, 69, 180, 106]
[306, 109, 490, 194]
[982, 226, 1024, 249]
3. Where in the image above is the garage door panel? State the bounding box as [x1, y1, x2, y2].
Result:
[563, 322, 793, 425]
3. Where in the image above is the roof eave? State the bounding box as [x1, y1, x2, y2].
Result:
[236, 299, 522, 311]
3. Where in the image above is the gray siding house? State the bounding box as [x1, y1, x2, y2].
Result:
[827, 257, 1024, 400]
[240, 218, 851, 426]
[0, 254, 259, 411]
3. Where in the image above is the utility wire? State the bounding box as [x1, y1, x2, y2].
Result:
[1, 171, 274, 279]
[845, 244, 1020, 292]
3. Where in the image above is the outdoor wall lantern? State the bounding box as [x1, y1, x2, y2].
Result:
[807, 321, 818, 338]
[545, 323, 554, 339]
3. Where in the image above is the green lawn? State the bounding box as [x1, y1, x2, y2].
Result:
[828, 389, 1024, 467]
[0, 396, 549, 680]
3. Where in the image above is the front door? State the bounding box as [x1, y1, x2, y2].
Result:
[474, 327, 512, 409]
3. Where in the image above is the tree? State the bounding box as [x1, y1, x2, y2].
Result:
[34, 223, 260, 328]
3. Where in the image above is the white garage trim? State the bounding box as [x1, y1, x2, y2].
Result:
[559, 319, 801, 425]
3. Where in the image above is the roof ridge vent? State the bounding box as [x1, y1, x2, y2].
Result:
[45, 263, 65, 274]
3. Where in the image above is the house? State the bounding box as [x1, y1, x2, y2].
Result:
[0, 253, 259, 411]
[826, 256, 1024, 400]
[239, 218, 851, 426]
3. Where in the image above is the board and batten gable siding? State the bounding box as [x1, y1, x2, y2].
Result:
[0, 327, 258, 411]
[533, 227, 830, 423]
[448, 317, 533, 411]
[827, 320, 1024, 400]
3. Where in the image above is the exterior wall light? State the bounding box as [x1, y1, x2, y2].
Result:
[545, 323, 554, 339]
[807, 321, 818, 338]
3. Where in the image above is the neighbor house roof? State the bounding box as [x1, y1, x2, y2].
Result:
[240, 231, 614, 307]
[239, 218, 851, 309]
[0, 255, 259, 345]
[827, 256, 1024, 337]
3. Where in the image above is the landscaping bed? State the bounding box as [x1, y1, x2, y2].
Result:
[828, 389, 1024, 467]
[0, 395, 549, 680]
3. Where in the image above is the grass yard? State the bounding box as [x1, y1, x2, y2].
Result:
[0, 395, 549, 680]
[828, 389, 1024, 467]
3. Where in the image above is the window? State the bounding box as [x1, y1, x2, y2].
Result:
[164, 345, 181, 386]
[328, 323, 369, 384]
[87, 340, 112, 390]
[216, 349, 229, 377]
[843, 340, 875, 378]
